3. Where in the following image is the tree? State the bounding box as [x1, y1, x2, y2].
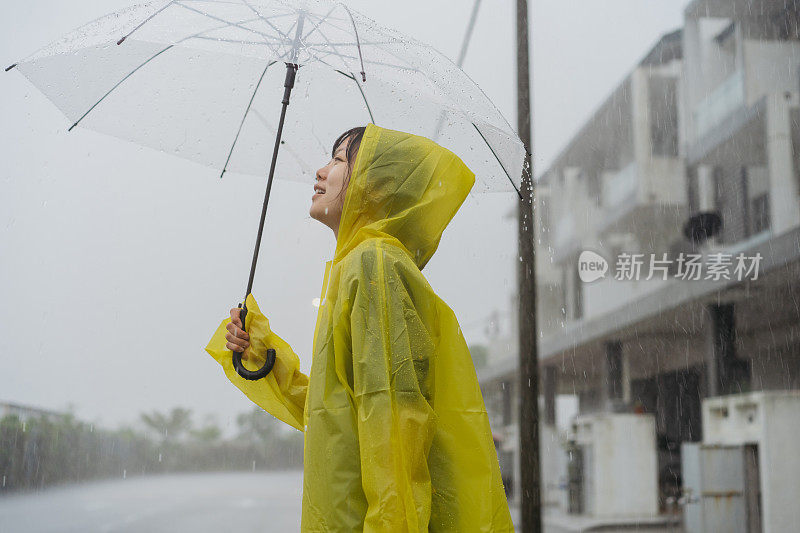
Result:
[468, 344, 489, 370]
[190, 415, 222, 444]
[140, 407, 193, 445]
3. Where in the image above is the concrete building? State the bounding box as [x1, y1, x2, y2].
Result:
[479, 1, 800, 530]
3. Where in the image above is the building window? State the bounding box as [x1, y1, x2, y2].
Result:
[499, 450, 515, 499]
[791, 109, 800, 195]
[649, 76, 679, 157]
[712, 166, 726, 243]
[585, 168, 602, 207]
[573, 260, 584, 320]
[740, 166, 751, 239]
[686, 166, 699, 213]
[712, 166, 724, 213]
[539, 198, 551, 244]
[501, 380, 512, 425]
[751, 193, 770, 234]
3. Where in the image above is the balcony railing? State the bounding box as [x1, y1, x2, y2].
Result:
[602, 161, 637, 209]
[693, 70, 745, 139]
[553, 216, 575, 251]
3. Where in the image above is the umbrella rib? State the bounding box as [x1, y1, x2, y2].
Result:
[326, 52, 411, 73]
[250, 108, 312, 175]
[283, 19, 299, 48]
[182, 0, 255, 4]
[284, 43, 375, 125]
[472, 123, 522, 198]
[183, 0, 291, 16]
[299, 12, 408, 72]
[188, 35, 283, 46]
[69, 17, 263, 132]
[68, 44, 176, 132]
[307, 26, 353, 75]
[293, 44, 341, 69]
[117, 0, 175, 45]
[186, 0, 298, 23]
[185, 2, 288, 59]
[238, 1, 304, 62]
[240, 0, 291, 43]
[351, 72, 374, 123]
[301, 47, 375, 125]
[311, 33, 416, 74]
[368, 43, 420, 75]
[369, 44, 481, 134]
[317, 5, 365, 81]
[300, 34, 410, 73]
[334, 69, 375, 124]
[338, 4, 366, 80]
[182, 15, 284, 45]
[414, 33, 522, 161]
[301, 5, 337, 42]
[304, 40, 397, 47]
[292, 26, 448, 133]
[219, 60, 277, 179]
[175, 1, 285, 49]
[303, 12, 351, 36]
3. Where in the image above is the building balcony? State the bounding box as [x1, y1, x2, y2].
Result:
[601, 161, 638, 210]
[693, 70, 745, 140]
[595, 158, 687, 245]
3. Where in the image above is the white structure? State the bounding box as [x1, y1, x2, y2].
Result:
[570, 413, 659, 518]
[688, 391, 800, 533]
[682, 443, 759, 533]
[683, 0, 800, 244]
[478, 2, 800, 530]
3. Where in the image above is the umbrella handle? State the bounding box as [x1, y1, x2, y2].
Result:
[231, 303, 276, 380]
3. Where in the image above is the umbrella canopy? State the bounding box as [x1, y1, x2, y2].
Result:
[7, 0, 525, 194]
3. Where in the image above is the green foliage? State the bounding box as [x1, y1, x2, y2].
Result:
[0, 406, 303, 493]
[468, 344, 489, 369]
[140, 407, 193, 444]
[0, 413, 156, 491]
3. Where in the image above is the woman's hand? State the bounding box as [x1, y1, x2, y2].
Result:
[225, 307, 250, 353]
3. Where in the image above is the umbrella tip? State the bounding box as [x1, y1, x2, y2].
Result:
[361, 71, 366, 82]
[68, 122, 78, 132]
[5, 63, 17, 72]
[219, 169, 226, 179]
[117, 36, 126, 46]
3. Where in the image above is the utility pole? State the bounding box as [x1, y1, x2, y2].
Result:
[515, 0, 541, 532]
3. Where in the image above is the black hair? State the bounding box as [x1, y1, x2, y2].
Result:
[331, 126, 366, 200]
[332, 127, 366, 174]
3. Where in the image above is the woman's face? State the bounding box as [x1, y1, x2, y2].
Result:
[309, 137, 351, 236]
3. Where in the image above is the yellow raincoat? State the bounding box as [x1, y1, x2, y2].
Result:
[206, 123, 514, 532]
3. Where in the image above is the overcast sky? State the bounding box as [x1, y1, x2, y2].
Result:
[0, 0, 689, 432]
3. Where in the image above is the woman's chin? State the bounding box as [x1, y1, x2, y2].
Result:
[309, 205, 324, 224]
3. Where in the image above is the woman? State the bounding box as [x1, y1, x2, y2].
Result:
[206, 123, 514, 532]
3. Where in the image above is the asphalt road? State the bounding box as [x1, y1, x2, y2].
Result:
[0, 471, 304, 533]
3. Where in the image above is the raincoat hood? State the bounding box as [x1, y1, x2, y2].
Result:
[334, 123, 475, 269]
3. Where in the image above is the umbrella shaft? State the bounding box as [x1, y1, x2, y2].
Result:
[244, 62, 299, 300]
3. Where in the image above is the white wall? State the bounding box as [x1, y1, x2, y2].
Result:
[743, 40, 800, 107]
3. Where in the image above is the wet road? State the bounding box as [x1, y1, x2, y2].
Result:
[0, 471, 303, 533]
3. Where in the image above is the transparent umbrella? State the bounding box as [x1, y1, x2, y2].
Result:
[6, 0, 526, 378]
